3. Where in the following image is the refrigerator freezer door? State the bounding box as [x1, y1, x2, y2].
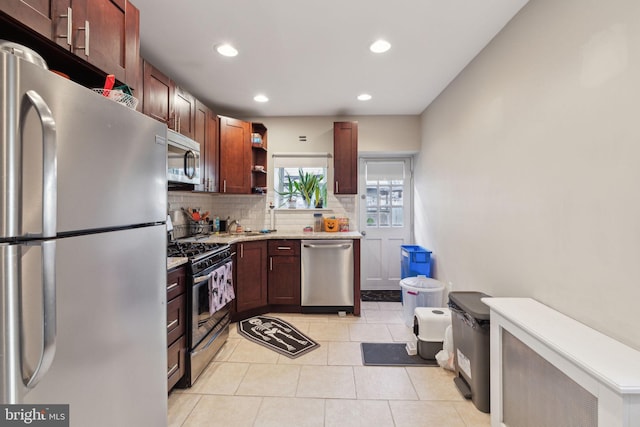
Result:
[20, 226, 167, 426]
[1, 51, 167, 239]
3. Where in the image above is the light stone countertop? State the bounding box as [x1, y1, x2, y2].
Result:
[166, 231, 361, 271]
[167, 257, 188, 271]
[180, 230, 362, 244]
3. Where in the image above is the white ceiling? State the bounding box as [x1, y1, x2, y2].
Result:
[133, 0, 528, 118]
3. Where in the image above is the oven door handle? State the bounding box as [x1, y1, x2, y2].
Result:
[193, 275, 209, 285]
[192, 315, 231, 354]
[193, 258, 233, 284]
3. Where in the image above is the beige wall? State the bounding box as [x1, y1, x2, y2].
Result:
[253, 115, 420, 155]
[169, 116, 419, 233]
[252, 115, 420, 203]
[415, 0, 640, 349]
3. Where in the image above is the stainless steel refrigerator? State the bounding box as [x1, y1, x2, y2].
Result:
[1, 47, 168, 425]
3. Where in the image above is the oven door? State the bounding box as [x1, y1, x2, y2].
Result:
[191, 257, 233, 347]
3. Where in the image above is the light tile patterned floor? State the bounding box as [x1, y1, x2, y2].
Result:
[168, 302, 491, 427]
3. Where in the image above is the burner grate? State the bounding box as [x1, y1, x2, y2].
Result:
[167, 242, 225, 258]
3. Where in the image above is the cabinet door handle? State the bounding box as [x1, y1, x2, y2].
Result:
[277, 246, 291, 250]
[223, 180, 227, 193]
[77, 20, 90, 56]
[240, 244, 243, 258]
[335, 181, 339, 193]
[167, 319, 179, 330]
[58, 7, 73, 46]
[269, 257, 273, 271]
[167, 363, 179, 377]
[167, 282, 179, 292]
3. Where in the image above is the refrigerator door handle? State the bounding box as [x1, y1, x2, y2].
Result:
[20, 90, 58, 239]
[25, 240, 57, 389]
[19, 90, 58, 389]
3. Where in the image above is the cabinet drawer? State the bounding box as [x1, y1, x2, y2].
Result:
[167, 266, 187, 300]
[268, 240, 300, 256]
[167, 335, 186, 391]
[167, 294, 186, 346]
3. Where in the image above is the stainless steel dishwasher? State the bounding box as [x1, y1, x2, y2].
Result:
[301, 240, 354, 313]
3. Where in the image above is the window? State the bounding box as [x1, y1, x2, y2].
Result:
[273, 154, 328, 209]
[365, 161, 405, 227]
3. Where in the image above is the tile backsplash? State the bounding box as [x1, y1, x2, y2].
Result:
[168, 191, 358, 233]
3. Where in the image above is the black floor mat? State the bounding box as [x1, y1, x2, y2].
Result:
[237, 315, 320, 359]
[361, 343, 438, 366]
[361, 290, 401, 302]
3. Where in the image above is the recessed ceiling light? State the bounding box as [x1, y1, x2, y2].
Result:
[357, 94, 372, 101]
[254, 94, 269, 103]
[369, 39, 391, 53]
[215, 43, 238, 57]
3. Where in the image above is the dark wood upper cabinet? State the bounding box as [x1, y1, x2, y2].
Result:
[174, 86, 195, 139]
[203, 110, 219, 192]
[142, 60, 196, 139]
[1, 0, 139, 89]
[195, 100, 220, 192]
[142, 60, 174, 127]
[72, 0, 126, 83]
[123, 0, 139, 89]
[219, 115, 251, 194]
[0, 1, 60, 40]
[333, 121, 358, 194]
[194, 100, 207, 147]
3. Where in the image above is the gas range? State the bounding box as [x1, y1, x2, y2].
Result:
[167, 241, 232, 275]
[167, 238, 234, 388]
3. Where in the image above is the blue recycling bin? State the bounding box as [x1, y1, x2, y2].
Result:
[401, 245, 432, 279]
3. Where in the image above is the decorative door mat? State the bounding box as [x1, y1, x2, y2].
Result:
[237, 316, 320, 359]
[361, 290, 401, 302]
[361, 343, 438, 366]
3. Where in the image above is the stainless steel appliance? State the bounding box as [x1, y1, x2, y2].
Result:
[1, 47, 168, 425]
[167, 129, 200, 185]
[167, 242, 233, 387]
[301, 240, 354, 313]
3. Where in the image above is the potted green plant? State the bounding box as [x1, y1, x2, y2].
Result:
[314, 181, 326, 208]
[294, 168, 323, 208]
[276, 173, 299, 208]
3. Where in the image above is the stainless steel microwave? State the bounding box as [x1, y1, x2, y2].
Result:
[167, 129, 200, 185]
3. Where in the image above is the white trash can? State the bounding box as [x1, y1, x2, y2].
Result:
[399, 276, 445, 327]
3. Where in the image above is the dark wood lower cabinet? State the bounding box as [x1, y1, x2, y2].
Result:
[232, 239, 360, 320]
[234, 241, 268, 313]
[268, 240, 300, 305]
[167, 265, 187, 392]
[167, 336, 186, 392]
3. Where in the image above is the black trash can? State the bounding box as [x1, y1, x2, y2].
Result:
[448, 291, 491, 413]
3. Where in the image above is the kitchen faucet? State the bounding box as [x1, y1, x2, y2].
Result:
[227, 219, 239, 234]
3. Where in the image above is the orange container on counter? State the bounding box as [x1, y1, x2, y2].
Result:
[324, 218, 339, 232]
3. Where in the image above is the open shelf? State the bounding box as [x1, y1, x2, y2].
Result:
[251, 123, 268, 192]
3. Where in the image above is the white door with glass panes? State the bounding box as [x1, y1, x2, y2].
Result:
[359, 158, 412, 290]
